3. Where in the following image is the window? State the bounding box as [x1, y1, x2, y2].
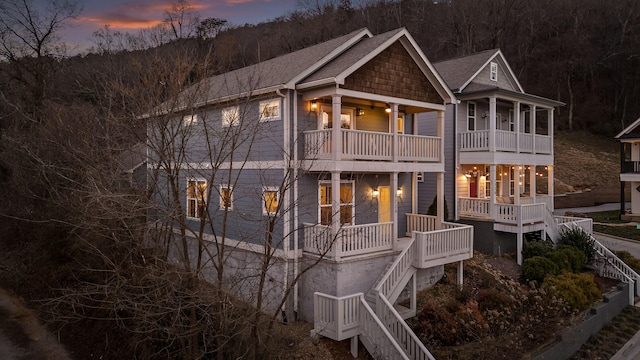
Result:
[320, 106, 352, 129]
[262, 188, 279, 215]
[490, 62, 498, 81]
[187, 179, 207, 219]
[508, 110, 515, 132]
[397, 114, 404, 134]
[219, 185, 233, 210]
[183, 114, 197, 127]
[259, 99, 280, 122]
[319, 181, 354, 225]
[222, 106, 239, 127]
[467, 102, 476, 131]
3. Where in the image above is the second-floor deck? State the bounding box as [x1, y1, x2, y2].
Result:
[304, 129, 441, 163]
[459, 130, 552, 154]
[459, 195, 553, 226]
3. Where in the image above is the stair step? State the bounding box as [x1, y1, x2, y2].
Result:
[394, 303, 416, 320]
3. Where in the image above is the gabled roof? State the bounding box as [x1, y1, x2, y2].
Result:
[434, 49, 523, 94]
[616, 117, 640, 140]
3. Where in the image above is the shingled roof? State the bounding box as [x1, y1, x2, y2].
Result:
[434, 49, 498, 92]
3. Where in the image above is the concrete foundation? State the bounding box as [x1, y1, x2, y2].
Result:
[458, 218, 517, 256]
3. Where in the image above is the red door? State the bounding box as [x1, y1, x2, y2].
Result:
[469, 175, 477, 198]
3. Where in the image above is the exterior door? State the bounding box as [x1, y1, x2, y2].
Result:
[378, 186, 391, 223]
[469, 175, 477, 198]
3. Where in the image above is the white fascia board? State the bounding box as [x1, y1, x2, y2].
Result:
[296, 78, 339, 90]
[616, 117, 640, 139]
[285, 29, 373, 89]
[495, 50, 524, 93]
[337, 88, 446, 111]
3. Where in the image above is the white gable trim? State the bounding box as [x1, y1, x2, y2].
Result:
[458, 50, 524, 94]
[616, 117, 640, 139]
[285, 28, 373, 89]
[333, 29, 455, 104]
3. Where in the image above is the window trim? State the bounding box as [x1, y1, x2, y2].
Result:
[219, 185, 234, 210]
[259, 99, 281, 122]
[318, 180, 355, 225]
[467, 102, 476, 131]
[397, 114, 405, 134]
[262, 187, 279, 216]
[222, 106, 240, 127]
[183, 114, 198, 127]
[490, 62, 498, 81]
[186, 178, 207, 219]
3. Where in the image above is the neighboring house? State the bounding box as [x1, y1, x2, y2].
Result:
[148, 28, 475, 359]
[418, 49, 564, 265]
[616, 118, 640, 220]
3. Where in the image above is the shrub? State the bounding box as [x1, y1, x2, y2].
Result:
[477, 288, 513, 312]
[523, 256, 559, 283]
[426, 196, 449, 220]
[558, 227, 595, 261]
[546, 245, 588, 273]
[522, 240, 553, 260]
[543, 272, 602, 311]
[614, 251, 640, 273]
[413, 301, 460, 346]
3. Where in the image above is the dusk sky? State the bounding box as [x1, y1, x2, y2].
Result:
[55, 0, 298, 51]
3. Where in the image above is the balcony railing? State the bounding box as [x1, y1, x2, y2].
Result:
[622, 161, 640, 173]
[459, 197, 550, 225]
[459, 130, 552, 154]
[304, 129, 440, 162]
[303, 222, 393, 260]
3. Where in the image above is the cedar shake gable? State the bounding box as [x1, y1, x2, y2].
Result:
[343, 42, 442, 104]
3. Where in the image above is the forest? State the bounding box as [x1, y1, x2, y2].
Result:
[0, 0, 639, 358]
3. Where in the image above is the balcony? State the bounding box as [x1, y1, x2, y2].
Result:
[459, 196, 552, 225]
[459, 130, 552, 154]
[622, 161, 640, 173]
[304, 129, 441, 163]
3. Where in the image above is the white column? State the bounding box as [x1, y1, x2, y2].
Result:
[514, 165, 520, 204]
[490, 164, 497, 219]
[549, 108, 554, 156]
[517, 232, 523, 265]
[457, 260, 464, 287]
[547, 166, 554, 211]
[391, 103, 399, 163]
[489, 96, 497, 152]
[530, 165, 536, 203]
[437, 110, 445, 163]
[391, 172, 398, 239]
[514, 101, 520, 153]
[331, 171, 341, 259]
[437, 172, 444, 229]
[331, 95, 342, 161]
[531, 105, 537, 154]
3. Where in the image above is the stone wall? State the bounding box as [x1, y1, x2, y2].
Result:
[532, 283, 630, 360]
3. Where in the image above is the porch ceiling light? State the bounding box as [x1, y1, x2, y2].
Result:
[385, 104, 391, 113]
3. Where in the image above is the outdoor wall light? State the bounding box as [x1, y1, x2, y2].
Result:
[397, 187, 403, 197]
[385, 104, 391, 113]
[372, 186, 379, 198]
[356, 107, 365, 116]
[310, 100, 318, 111]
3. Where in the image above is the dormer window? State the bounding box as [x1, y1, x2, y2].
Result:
[490, 62, 498, 81]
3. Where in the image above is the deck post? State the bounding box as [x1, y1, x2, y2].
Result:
[530, 165, 536, 204]
[331, 95, 342, 161]
[489, 96, 497, 152]
[517, 231, 523, 265]
[457, 260, 464, 287]
[531, 105, 537, 154]
[350, 336, 358, 357]
[514, 101, 520, 153]
[489, 165, 497, 219]
[392, 172, 398, 240]
[547, 165, 554, 212]
[437, 172, 444, 229]
[331, 171, 341, 260]
[514, 165, 520, 205]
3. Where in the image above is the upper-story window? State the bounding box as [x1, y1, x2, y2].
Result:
[262, 187, 279, 215]
[467, 102, 476, 131]
[397, 114, 404, 134]
[183, 114, 197, 127]
[320, 106, 352, 129]
[222, 106, 239, 127]
[319, 181, 354, 225]
[490, 62, 498, 81]
[508, 110, 515, 132]
[187, 179, 207, 219]
[259, 99, 280, 122]
[219, 185, 233, 210]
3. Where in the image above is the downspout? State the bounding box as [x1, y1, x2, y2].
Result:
[276, 87, 289, 321]
[453, 100, 458, 220]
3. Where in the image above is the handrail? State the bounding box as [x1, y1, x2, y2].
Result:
[376, 293, 436, 360]
[359, 296, 410, 359]
[374, 238, 416, 299]
[592, 236, 640, 300]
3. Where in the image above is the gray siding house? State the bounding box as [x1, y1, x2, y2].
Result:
[148, 28, 475, 359]
[418, 49, 564, 265]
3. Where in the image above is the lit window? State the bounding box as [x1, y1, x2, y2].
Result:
[397, 114, 404, 134]
[220, 185, 233, 210]
[222, 106, 239, 127]
[319, 181, 354, 225]
[183, 114, 197, 127]
[263, 188, 279, 215]
[490, 62, 498, 81]
[467, 102, 476, 131]
[187, 179, 207, 219]
[259, 99, 280, 122]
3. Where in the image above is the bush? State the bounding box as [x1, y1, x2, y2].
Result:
[558, 227, 595, 261]
[543, 272, 602, 311]
[614, 251, 640, 273]
[477, 288, 513, 312]
[546, 245, 588, 273]
[522, 240, 553, 260]
[523, 256, 559, 283]
[426, 196, 449, 220]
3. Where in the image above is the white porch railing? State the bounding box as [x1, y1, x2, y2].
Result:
[374, 236, 417, 301]
[304, 129, 440, 162]
[406, 213, 437, 235]
[303, 222, 393, 260]
[359, 297, 411, 360]
[459, 131, 552, 154]
[459, 197, 490, 217]
[413, 221, 474, 267]
[495, 203, 545, 225]
[314, 292, 363, 341]
[592, 237, 640, 304]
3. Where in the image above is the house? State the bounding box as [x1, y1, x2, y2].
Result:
[417, 49, 564, 265]
[615, 118, 640, 220]
[148, 27, 474, 359]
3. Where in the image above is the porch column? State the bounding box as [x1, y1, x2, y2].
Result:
[514, 101, 521, 153]
[549, 108, 554, 156]
[391, 103, 399, 163]
[437, 172, 444, 229]
[531, 105, 537, 154]
[530, 165, 537, 204]
[331, 95, 342, 161]
[489, 96, 497, 152]
[331, 171, 341, 259]
[547, 166, 554, 211]
[391, 172, 399, 240]
[438, 110, 445, 163]
[457, 260, 464, 287]
[489, 165, 497, 219]
[514, 165, 520, 205]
